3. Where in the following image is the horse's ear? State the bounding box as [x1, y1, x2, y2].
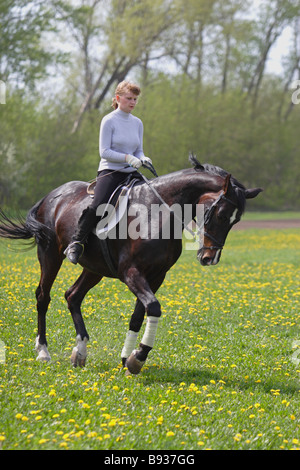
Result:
[245, 188, 263, 199]
[189, 153, 204, 171]
[223, 174, 231, 194]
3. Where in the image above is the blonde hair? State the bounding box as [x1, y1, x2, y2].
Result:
[112, 81, 141, 109]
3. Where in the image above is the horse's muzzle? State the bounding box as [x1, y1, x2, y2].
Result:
[197, 247, 222, 266]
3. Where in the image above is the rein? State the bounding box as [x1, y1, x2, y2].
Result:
[91, 164, 239, 247]
[89, 164, 196, 238]
[136, 169, 196, 238]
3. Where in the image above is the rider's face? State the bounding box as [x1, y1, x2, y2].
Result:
[117, 92, 138, 113]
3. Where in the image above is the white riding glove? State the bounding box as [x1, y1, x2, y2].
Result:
[125, 154, 142, 169]
[140, 156, 153, 165]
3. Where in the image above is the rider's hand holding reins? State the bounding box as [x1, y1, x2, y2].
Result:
[125, 154, 142, 169]
[140, 156, 152, 166]
[125, 154, 153, 169]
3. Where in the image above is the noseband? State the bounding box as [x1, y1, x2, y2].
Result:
[201, 191, 238, 252]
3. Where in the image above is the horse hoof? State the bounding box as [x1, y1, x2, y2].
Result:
[71, 348, 86, 368]
[35, 339, 51, 362]
[126, 351, 145, 375]
[36, 351, 51, 362]
[71, 335, 88, 367]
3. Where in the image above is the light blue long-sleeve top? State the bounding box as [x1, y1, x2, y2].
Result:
[98, 108, 145, 173]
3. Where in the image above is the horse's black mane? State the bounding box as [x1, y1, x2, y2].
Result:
[189, 153, 246, 212]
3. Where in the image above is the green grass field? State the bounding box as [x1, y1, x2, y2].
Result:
[0, 227, 300, 450]
[243, 212, 300, 220]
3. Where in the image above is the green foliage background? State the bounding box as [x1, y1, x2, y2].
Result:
[1, 0, 300, 211]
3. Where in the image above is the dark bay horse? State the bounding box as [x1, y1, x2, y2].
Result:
[0, 156, 262, 374]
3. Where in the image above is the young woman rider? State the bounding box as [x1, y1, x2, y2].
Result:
[64, 80, 152, 264]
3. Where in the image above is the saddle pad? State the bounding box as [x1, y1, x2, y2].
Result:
[92, 179, 137, 239]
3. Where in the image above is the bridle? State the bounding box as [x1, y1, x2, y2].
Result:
[201, 190, 239, 252]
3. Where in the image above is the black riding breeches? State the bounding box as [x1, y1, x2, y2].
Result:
[90, 170, 141, 212]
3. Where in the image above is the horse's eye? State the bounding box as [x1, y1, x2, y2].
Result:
[217, 208, 228, 222]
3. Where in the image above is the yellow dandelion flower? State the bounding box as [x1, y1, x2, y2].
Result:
[59, 442, 68, 448]
[38, 439, 48, 444]
[166, 431, 175, 437]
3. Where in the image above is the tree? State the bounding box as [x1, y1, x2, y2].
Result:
[278, 16, 300, 120]
[0, 0, 63, 88]
[52, 0, 176, 134]
[168, 0, 217, 85]
[246, 0, 300, 109]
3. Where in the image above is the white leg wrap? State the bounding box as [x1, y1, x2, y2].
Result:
[74, 335, 88, 358]
[141, 316, 159, 349]
[35, 336, 51, 362]
[121, 330, 139, 358]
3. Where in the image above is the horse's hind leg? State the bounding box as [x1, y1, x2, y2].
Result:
[35, 243, 63, 361]
[65, 269, 102, 367]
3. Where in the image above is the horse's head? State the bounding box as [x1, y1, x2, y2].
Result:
[197, 174, 262, 266]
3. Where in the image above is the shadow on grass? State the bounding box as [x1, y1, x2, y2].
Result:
[141, 365, 300, 396]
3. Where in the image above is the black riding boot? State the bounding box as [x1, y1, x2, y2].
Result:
[64, 206, 97, 264]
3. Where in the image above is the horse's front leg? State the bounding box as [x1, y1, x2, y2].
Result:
[121, 299, 145, 367]
[123, 268, 164, 374]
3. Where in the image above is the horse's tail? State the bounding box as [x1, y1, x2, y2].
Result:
[0, 200, 55, 249]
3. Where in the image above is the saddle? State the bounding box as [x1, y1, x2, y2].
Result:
[88, 174, 141, 276]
